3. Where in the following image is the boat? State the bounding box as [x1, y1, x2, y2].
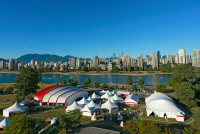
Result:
[160, 77, 164, 78]
[42, 78, 52, 79]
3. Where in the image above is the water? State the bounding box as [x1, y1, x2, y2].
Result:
[0, 73, 173, 85]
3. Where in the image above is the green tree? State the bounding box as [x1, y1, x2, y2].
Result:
[90, 67, 96, 71]
[123, 66, 127, 71]
[137, 79, 144, 87]
[3, 113, 37, 134]
[156, 83, 166, 93]
[48, 67, 52, 72]
[5, 86, 14, 94]
[122, 85, 125, 89]
[96, 67, 101, 73]
[139, 67, 143, 71]
[15, 66, 18, 71]
[111, 66, 120, 73]
[40, 67, 44, 72]
[85, 77, 91, 85]
[56, 65, 60, 72]
[143, 86, 147, 91]
[115, 84, 118, 89]
[159, 66, 162, 71]
[59, 77, 66, 85]
[182, 127, 200, 134]
[144, 66, 148, 71]
[123, 121, 139, 134]
[94, 81, 100, 88]
[77, 67, 81, 71]
[63, 65, 68, 72]
[82, 81, 88, 88]
[176, 82, 197, 108]
[161, 64, 165, 72]
[154, 67, 158, 71]
[127, 65, 131, 72]
[69, 80, 78, 87]
[166, 61, 171, 73]
[68, 78, 73, 83]
[134, 66, 138, 71]
[131, 85, 137, 91]
[126, 76, 133, 85]
[168, 75, 181, 90]
[0, 87, 5, 95]
[81, 66, 88, 72]
[13, 67, 41, 102]
[44, 66, 48, 72]
[101, 83, 108, 89]
[148, 66, 153, 71]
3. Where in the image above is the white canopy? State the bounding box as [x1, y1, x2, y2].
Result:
[113, 94, 123, 103]
[20, 98, 31, 105]
[124, 94, 139, 105]
[109, 98, 118, 104]
[3, 102, 28, 117]
[0, 118, 10, 128]
[66, 101, 83, 112]
[81, 105, 95, 116]
[91, 92, 101, 100]
[87, 100, 101, 110]
[77, 97, 91, 107]
[101, 92, 113, 99]
[87, 96, 92, 101]
[101, 100, 118, 109]
[106, 91, 113, 96]
[145, 92, 173, 104]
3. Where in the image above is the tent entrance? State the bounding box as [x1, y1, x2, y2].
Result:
[149, 112, 155, 116]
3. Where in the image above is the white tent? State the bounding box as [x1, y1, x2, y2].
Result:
[116, 91, 130, 96]
[3, 102, 28, 117]
[106, 91, 113, 96]
[0, 118, 10, 128]
[77, 97, 91, 107]
[113, 94, 124, 103]
[109, 98, 118, 104]
[91, 92, 101, 100]
[66, 101, 83, 112]
[20, 98, 31, 105]
[99, 90, 106, 95]
[101, 92, 113, 99]
[87, 100, 101, 110]
[81, 105, 95, 116]
[101, 100, 118, 113]
[146, 92, 185, 122]
[124, 94, 139, 105]
[87, 96, 92, 101]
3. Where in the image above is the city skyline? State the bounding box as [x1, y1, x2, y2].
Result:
[1, 1, 200, 59]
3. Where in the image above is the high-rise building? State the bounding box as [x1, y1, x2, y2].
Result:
[167, 55, 173, 63]
[119, 52, 123, 60]
[41, 61, 44, 66]
[109, 58, 111, 62]
[191, 49, 200, 67]
[178, 49, 186, 64]
[174, 53, 179, 63]
[122, 55, 128, 66]
[93, 55, 99, 68]
[9, 58, 15, 70]
[186, 55, 192, 64]
[157, 50, 161, 61]
[69, 58, 76, 69]
[35, 61, 39, 66]
[31, 59, 35, 66]
[146, 55, 150, 59]
[115, 58, 121, 65]
[140, 53, 143, 58]
[162, 55, 167, 59]
[113, 53, 115, 61]
[0, 60, 6, 70]
[152, 52, 158, 69]
[137, 56, 143, 68]
[76, 57, 82, 68]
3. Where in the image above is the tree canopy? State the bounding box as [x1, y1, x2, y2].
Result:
[144, 66, 148, 71]
[101, 83, 108, 89]
[69, 80, 78, 87]
[156, 83, 166, 93]
[59, 77, 66, 85]
[166, 61, 171, 73]
[126, 76, 133, 85]
[94, 81, 100, 88]
[131, 85, 137, 91]
[13, 67, 41, 102]
[137, 79, 144, 86]
[85, 77, 91, 85]
[148, 66, 153, 71]
[139, 67, 143, 71]
[134, 66, 138, 71]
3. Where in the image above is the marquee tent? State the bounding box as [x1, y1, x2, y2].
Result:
[124, 94, 139, 105]
[101, 92, 113, 99]
[87, 96, 92, 101]
[3, 102, 28, 117]
[90, 92, 101, 100]
[113, 94, 124, 103]
[101, 100, 118, 113]
[87, 100, 101, 110]
[66, 101, 83, 112]
[109, 98, 118, 104]
[0, 118, 10, 128]
[20, 98, 31, 105]
[145, 92, 185, 122]
[81, 105, 95, 116]
[116, 91, 130, 96]
[77, 97, 91, 107]
[99, 90, 106, 95]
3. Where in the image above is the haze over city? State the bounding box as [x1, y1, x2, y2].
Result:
[1, 0, 200, 59]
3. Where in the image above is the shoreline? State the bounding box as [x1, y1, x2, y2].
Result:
[0, 71, 173, 76]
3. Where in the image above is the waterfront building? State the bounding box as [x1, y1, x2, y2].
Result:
[157, 50, 161, 61]
[76, 57, 82, 68]
[178, 49, 186, 64]
[41, 61, 44, 66]
[107, 62, 112, 71]
[152, 52, 158, 69]
[9, 58, 15, 70]
[167, 55, 173, 63]
[186, 55, 192, 64]
[109, 58, 111, 62]
[18, 62, 24, 69]
[35, 61, 39, 66]
[191, 49, 200, 67]
[119, 52, 123, 60]
[162, 55, 167, 59]
[146, 55, 150, 59]
[122, 55, 128, 66]
[0, 60, 6, 70]
[84, 60, 87, 65]
[174, 53, 179, 64]
[31, 59, 35, 66]
[113, 53, 115, 61]
[98, 64, 106, 71]
[58, 61, 63, 65]
[115, 58, 121, 65]
[69, 58, 76, 69]
[136, 56, 143, 68]
[54, 63, 58, 67]
[93, 55, 99, 66]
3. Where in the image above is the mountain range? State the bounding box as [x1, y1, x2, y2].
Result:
[0, 54, 117, 64]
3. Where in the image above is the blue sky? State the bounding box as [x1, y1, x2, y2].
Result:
[0, 0, 200, 59]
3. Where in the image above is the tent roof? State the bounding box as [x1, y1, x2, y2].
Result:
[4, 102, 28, 113]
[101, 100, 118, 109]
[146, 99, 184, 114]
[113, 94, 123, 101]
[91, 92, 101, 99]
[66, 101, 83, 111]
[109, 98, 118, 104]
[145, 92, 173, 104]
[87, 96, 92, 101]
[77, 97, 91, 106]
[20, 98, 31, 105]
[101, 92, 113, 99]
[87, 100, 101, 109]
[124, 94, 139, 102]
[0, 118, 10, 128]
[81, 105, 95, 112]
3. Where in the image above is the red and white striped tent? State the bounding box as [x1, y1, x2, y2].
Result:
[124, 94, 139, 105]
[113, 94, 124, 103]
[20, 98, 31, 105]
